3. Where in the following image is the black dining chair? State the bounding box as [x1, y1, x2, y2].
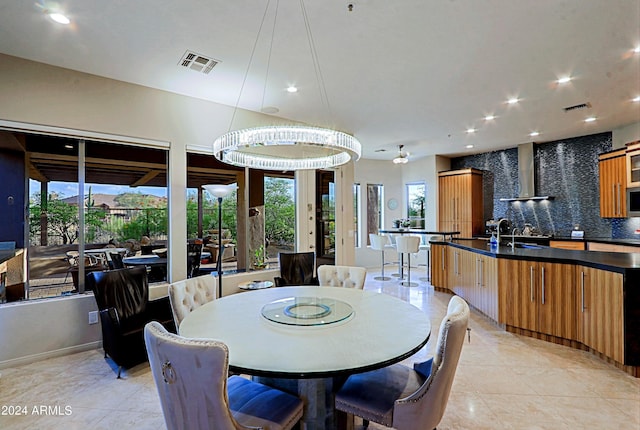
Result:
[273, 251, 319, 287]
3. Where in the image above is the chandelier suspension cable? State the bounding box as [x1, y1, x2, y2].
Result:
[260, 0, 280, 112]
[299, 0, 332, 123]
[227, 0, 273, 132]
[213, 0, 361, 171]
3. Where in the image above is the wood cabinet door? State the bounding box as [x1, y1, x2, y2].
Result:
[503, 259, 538, 331]
[430, 244, 448, 289]
[537, 262, 576, 339]
[449, 248, 463, 296]
[477, 254, 498, 321]
[578, 266, 624, 362]
[599, 152, 626, 218]
[438, 175, 454, 225]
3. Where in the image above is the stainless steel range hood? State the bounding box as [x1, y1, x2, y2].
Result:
[499, 142, 554, 202]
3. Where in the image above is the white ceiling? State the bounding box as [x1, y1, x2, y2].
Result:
[0, 0, 638, 161]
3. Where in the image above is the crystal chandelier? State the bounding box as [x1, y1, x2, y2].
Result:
[213, 0, 361, 171]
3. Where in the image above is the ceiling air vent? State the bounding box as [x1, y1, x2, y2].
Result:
[179, 51, 219, 74]
[563, 102, 592, 112]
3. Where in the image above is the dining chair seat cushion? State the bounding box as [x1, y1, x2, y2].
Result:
[335, 363, 426, 427]
[227, 376, 304, 430]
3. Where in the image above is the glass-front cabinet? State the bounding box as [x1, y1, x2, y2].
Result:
[627, 141, 640, 188]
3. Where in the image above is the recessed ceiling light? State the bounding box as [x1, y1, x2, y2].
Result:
[584, 116, 596, 123]
[484, 115, 495, 121]
[634, 46, 640, 53]
[507, 97, 519, 104]
[466, 128, 476, 134]
[557, 76, 572, 84]
[529, 131, 540, 137]
[49, 13, 70, 25]
[286, 86, 298, 93]
[465, 144, 474, 149]
[632, 96, 640, 102]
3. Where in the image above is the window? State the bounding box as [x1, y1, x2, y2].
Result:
[406, 182, 426, 229]
[366, 184, 383, 246]
[264, 175, 296, 262]
[26, 136, 168, 299]
[353, 183, 360, 247]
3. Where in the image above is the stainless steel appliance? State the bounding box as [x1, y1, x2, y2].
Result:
[627, 186, 640, 217]
[485, 218, 511, 235]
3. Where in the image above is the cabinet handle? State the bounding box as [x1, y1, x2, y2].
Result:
[613, 184, 617, 216]
[530, 266, 535, 302]
[454, 252, 459, 276]
[442, 248, 445, 271]
[581, 271, 586, 312]
[617, 183, 621, 216]
[480, 259, 484, 287]
[541, 266, 545, 305]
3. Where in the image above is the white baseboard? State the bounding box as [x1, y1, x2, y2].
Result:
[0, 341, 101, 370]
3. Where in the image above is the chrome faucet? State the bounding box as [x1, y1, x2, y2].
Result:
[496, 218, 508, 245]
[510, 227, 518, 251]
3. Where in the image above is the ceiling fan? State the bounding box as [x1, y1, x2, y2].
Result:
[392, 145, 409, 164]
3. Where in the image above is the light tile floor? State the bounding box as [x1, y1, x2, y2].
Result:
[1, 268, 638, 429]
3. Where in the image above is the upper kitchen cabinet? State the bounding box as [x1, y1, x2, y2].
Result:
[599, 149, 626, 218]
[438, 168, 483, 238]
[627, 141, 640, 188]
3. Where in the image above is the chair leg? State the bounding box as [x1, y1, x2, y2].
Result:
[117, 366, 122, 379]
[400, 254, 418, 287]
[419, 248, 430, 282]
[374, 250, 391, 281]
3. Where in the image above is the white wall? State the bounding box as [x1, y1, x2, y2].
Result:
[0, 53, 338, 366]
[0, 295, 101, 367]
[353, 159, 403, 267]
[612, 121, 640, 148]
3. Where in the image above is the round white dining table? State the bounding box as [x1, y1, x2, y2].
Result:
[179, 286, 430, 377]
[179, 286, 431, 429]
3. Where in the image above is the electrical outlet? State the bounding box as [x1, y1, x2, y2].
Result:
[88, 311, 99, 325]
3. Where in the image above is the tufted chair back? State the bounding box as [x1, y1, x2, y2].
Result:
[144, 321, 303, 430]
[317, 265, 367, 289]
[168, 274, 216, 331]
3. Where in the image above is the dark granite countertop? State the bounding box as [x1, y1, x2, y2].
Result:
[437, 239, 640, 273]
[552, 237, 640, 247]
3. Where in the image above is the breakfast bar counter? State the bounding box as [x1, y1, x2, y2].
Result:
[430, 239, 640, 377]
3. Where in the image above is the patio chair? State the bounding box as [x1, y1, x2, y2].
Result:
[187, 241, 203, 278]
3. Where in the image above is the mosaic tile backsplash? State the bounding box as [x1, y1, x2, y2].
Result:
[451, 132, 639, 239]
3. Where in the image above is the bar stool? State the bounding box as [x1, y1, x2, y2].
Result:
[395, 235, 421, 287]
[385, 234, 403, 277]
[419, 235, 443, 282]
[369, 234, 392, 281]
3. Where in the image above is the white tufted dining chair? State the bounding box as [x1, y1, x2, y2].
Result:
[317, 265, 367, 289]
[335, 296, 470, 430]
[144, 321, 303, 430]
[168, 274, 216, 331]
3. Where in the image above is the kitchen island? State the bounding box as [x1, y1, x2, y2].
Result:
[430, 239, 640, 377]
